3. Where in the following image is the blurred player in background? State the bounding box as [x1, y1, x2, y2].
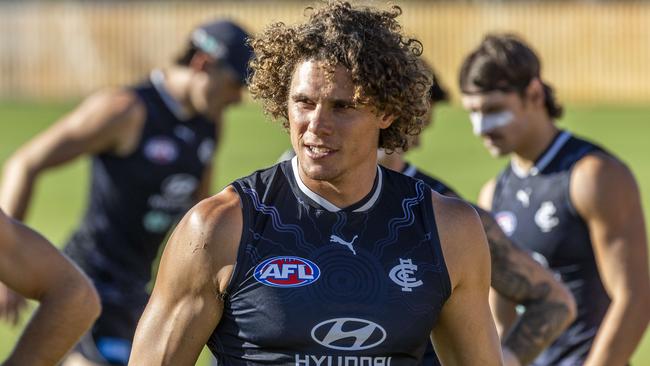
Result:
[130, 2, 502, 364]
[0, 208, 100, 366]
[376, 65, 576, 366]
[0, 19, 252, 366]
[460, 33, 650, 365]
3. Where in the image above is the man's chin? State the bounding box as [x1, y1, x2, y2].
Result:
[486, 146, 507, 158]
[300, 162, 338, 182]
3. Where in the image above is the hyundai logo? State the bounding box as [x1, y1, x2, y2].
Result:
[311, 318, 387, 351]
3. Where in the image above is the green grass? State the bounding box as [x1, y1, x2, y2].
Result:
[1, 101, 649, 364]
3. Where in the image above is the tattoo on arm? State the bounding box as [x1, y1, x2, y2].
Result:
[474, 206, 573, 365]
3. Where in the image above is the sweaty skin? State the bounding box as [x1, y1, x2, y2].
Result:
[0, 209, 100, 366]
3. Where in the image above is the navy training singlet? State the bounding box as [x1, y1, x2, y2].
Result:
[400, 163, 458, 366]
[208, 157, 451, 365]
[400, 163, 458, 198]
[64, 71, 217, 288]
[491, 131, 610, 366]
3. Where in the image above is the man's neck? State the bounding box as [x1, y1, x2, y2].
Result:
[297, 160, 378, 209]
[161, 67, 196, 118]
[512, 119, 560, 172]
[377, 149, 406, 172]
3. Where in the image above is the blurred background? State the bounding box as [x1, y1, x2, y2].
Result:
[1, 0, 648, 364]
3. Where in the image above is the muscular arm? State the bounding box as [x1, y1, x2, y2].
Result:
[476, 179, 576, 365]
[0, 89, 144, 220]
[129, 187, 242, 365]
[430, 193, 503, 365]
[572, 154, 650, 366]
[0, 211, 100, 366]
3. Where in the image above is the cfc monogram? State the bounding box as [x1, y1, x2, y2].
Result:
[388, 258, 423, 292]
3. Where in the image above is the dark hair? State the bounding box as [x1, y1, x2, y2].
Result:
[421, 60, 447, 103]
[174, 43, 200, 66]
[459, 33, 562, 119]
[248, 1, 431, 151]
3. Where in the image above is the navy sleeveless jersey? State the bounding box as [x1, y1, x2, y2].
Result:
[64, 76, 216, 285]
[400, 163, 459, 366]
[401, 163, 458, 198]
[208, 157, 451, 365]
[491, 131, 610, 365]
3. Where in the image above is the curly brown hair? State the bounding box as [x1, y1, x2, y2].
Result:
[248, 1, 431, 151]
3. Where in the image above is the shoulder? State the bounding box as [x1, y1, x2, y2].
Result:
[571, 151, 638, 218]
[160, 186, 243, 295]
[0, 210, 16, 250]
[478, 177, 498, 210]
[431, 192, 490, 289]
[79, 88, 145, 121]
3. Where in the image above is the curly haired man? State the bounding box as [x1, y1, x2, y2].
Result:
[129, 2, 503, 365]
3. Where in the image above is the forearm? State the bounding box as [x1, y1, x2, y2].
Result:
[0, 157, 38, 220]
[477, 207, 575, 364]
[584, 297, 650, 366]
[4, 276, 100, 366]
[502, 297, 573, 365]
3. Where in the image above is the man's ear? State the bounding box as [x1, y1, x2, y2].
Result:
[378, 113, 396, 129]
[188, 51, 214, 72]
[525, 78, 545, 109]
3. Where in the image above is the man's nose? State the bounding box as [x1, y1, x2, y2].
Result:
[307, 105, 333, 136]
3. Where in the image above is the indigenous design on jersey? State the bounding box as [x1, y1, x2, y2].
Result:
[208, 158, 451, 365]
[492, 131, 611, 365]
[401, 163, 457, 197]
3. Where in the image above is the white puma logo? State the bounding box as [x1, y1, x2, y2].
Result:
[330, 234, 358, 255]
[516, 188, 532, 207]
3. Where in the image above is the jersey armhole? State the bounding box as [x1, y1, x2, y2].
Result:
[221, 182, 253, 298]
[426, 187, 452, 303]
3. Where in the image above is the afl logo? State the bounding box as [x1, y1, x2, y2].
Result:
[254, 256, 320, 288]
[495, 211, 517, 237]
[144, 136, 178, 165]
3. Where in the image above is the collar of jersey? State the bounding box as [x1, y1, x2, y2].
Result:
[511, 130, 572, 178]
[150, 69, 191, 121]
[290, 156, 383, 213]
[401, 163, 418, 178]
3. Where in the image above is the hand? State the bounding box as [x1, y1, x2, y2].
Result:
[502, 346, 523, 366]
[0, 282, 27, 326]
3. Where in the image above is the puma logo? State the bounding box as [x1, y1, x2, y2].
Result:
[329, 235, 358, 255]
[516, 188, 532, 207]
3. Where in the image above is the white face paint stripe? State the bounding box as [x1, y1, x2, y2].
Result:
[469, 110, 514, 135]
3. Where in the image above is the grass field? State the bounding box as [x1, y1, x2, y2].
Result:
[1, 101, 649, 364]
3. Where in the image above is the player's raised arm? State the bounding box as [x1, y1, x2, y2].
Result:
[430, 193, 503, 365]
[129, 187, 242, 365]
[0, 210, 100, 366]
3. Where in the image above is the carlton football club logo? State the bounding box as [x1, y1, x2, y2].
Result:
[254, 256, 320, 288]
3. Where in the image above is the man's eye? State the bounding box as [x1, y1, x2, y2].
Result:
[334, 103, 355, 110]
[296, 99, 315, 107]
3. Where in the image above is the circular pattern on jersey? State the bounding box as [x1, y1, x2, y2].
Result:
[307, 246, 388, 308]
